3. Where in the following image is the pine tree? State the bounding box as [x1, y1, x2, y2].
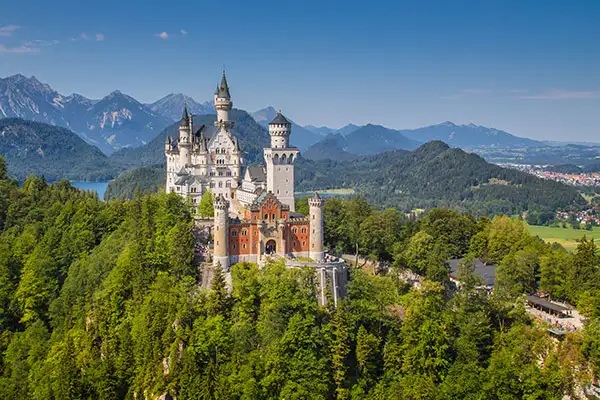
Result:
[330, 305, 350, 400]
[207, 264, 230, 317]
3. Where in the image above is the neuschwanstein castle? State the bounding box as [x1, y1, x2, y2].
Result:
[165, 72, 330, 273]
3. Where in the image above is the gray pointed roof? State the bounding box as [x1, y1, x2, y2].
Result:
[269, 112, 290, 125]
[179, 105, 190, 127]
[216, 71, 231, 99]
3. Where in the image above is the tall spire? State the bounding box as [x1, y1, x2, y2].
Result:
[217, 70, 231, 99]
[180, 103, 190, 127]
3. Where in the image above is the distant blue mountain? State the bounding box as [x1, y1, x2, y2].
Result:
[401, 121, 543, 148]
[305, 121, 544, 160]
[304, 124, 420, 160]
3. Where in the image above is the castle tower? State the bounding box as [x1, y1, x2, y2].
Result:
[309, 192, 325, 261]
[213, 194, 230, 270]
[178, 105, 192, 166]
[264, 112, 299, 211]
[214, 71, 233, 127]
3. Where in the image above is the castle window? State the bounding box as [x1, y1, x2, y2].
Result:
[242, 229, 247, 236]
[264, 214, 268, 220]
[312, 215, 315, 220]
[302, 228, 306, 234]
[302, 241, 306, 246]
[219, 182, 223, 188]
[210, 182, 215, 188]
[293, 241, 297, 247]
[232, 230, 237, 236]
[292, 227, 298, 234]
[313, 229, 315, 234]
[233, 243, 237, 249]
[312, 243, 314, 248]
[272, 213, 276, 220]
[226, 181, 231, 188]
[242, 244, 246, 249]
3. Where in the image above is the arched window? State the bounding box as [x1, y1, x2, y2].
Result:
[210, 182, 215, 188]
[302, 228, 306, 234]
[281, 154, 287, 164]
[219, 181, 223, 188]
[242, 229, 247, 236]
[226, 181, 231, 188]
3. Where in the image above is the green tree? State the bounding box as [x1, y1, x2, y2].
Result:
[197, 189, 214, 218]
[331, 306, 351, 400]
[401, 230, 435, 275]
[340, 197, 372, 266]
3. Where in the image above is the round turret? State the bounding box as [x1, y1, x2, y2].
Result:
[214, 71, 233, 125]
[268, 111, 291, 148]
[309, 192, 325, 261]
[213, 194, 230, 270]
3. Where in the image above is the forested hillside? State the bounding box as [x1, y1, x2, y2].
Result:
[1, 156, 600, 399]
[103, 164, 165, 200]
[0, 118, 117, 181]
[296, 141, 586, 215]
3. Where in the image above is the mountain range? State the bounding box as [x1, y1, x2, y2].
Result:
[303, 121, 545, 161]
[0, 75, 180, 154]
[1, 74, 555, 160]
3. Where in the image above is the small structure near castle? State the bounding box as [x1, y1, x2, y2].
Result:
[165, 72, 346, 305]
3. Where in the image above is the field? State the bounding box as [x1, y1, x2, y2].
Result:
[527, 224, 600, 251]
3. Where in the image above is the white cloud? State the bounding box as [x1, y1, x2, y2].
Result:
[520, 89, 598, 100]
[180, 29, 188, 36]
[0, 43, 39, 54]
[96, 33, 105, 41]
[156, 32, 169, 40]
[0, 25, 20, 37]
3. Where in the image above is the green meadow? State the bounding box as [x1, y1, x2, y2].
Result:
[527, 224, 600, 251]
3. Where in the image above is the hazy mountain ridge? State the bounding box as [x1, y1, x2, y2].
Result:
[304, 124, 421, 160]
[305, 121, 546, 161]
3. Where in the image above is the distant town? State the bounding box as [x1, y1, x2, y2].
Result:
[500, 163, 600, 187]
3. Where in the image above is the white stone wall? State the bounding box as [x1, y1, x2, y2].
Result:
[264, 148, 298, 211]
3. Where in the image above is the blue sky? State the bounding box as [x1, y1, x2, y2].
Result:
[1, 0, 599, 141]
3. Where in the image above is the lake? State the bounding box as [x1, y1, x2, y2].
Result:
[70, 181, 110, 200]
